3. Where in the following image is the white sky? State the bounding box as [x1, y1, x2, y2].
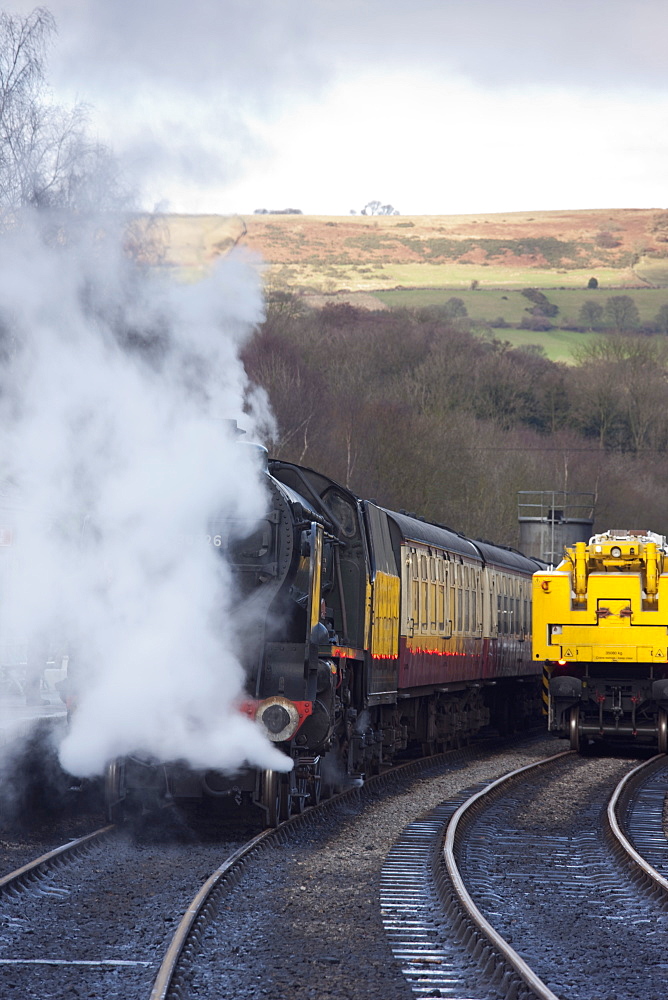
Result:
[11, 0, 668, 215]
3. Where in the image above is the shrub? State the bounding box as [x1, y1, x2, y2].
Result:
[595, 231, 620, 249]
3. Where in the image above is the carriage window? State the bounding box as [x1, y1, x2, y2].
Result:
[438, 584, 445, 632]
[410, 551, 419, 627]
[420, 556, 429, 632]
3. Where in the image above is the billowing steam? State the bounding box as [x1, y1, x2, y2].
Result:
[0, 209, 292, 778]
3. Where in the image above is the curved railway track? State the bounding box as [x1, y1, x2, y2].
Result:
[2, 739, 666, 1000]
[0, 813, 256, 999]
[0, 824, 114, 897]
[434, 750, 668, 1000]
[148, 736, 559, 999]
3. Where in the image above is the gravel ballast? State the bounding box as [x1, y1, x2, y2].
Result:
[183, 737, 562, 999]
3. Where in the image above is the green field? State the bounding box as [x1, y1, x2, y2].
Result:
[474, 326, 594, 363]
[634, 256, 668, 286]
[372, 286, 668, 327]
[281, 261, 646, 295]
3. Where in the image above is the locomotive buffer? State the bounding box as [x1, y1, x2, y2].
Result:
[532, 530, 668, 752]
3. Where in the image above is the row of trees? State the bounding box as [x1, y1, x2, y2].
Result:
[430, 291, 668, 337]
[243, 295, 668, 544]
[578, 295, 668, 334]
[514, 288, 667, 335]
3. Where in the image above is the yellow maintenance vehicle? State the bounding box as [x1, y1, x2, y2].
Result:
[532, 529, 668, 752]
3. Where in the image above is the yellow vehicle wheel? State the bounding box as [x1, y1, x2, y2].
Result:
[569, 706, 581, 751]
[658, 709, 668, 754]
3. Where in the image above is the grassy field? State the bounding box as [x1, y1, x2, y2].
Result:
[475, 326, 594, 363]
[270, 262, 647, 295]
[372, 286, 668, 326]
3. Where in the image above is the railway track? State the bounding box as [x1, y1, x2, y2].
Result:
[0, 824, 114, 901]
[0, 733, 555, 998]
[146, 736, 559, 999]
[0, 811, 255, 999]
[433, 750, 668, 1000]
[3, 738, 665, 1000]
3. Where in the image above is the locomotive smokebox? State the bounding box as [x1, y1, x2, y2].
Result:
[518, 491, 595, 566]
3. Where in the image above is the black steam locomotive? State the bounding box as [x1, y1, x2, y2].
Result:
[106, 445, 545, 824]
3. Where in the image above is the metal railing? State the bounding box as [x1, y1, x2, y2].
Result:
[517, 490, 595, 523]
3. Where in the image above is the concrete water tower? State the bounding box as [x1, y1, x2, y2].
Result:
[517, 491, 595, 566]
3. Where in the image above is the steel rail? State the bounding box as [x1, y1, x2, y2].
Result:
[0, 825, 115, 895]
[149, 732, 550, 999]
[606, 753, 668, 894]
[443, 751, 571, 1000]
[149, 828, 272, 1000]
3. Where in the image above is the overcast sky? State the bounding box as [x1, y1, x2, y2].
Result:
[12, 0, 668, 215]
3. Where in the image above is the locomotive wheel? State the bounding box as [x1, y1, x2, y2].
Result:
[104, 759, 126, 823]
[658, 709, 668, 754]
[569, 706, 581, 751]
[293, 774, 308, 814]
[279, 775, 292, 822]
[307, 760, 322, 807]
[262, 769, 281, 827]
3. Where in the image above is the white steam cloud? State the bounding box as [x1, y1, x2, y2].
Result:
[0, 210, 292, 778]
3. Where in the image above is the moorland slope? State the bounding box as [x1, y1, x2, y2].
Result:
[157, 208, 668, 295]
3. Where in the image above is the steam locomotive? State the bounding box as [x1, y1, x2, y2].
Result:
[107, 446, 546, 824]
[533, 529, 668, 752]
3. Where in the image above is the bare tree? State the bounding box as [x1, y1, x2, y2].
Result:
[579, 299, 604, 331]
[573, 334, 668, 451]
[361, 201, 399, 216]
[655, 303, 668, 335]
[604, 295, 639, 333]
[0, 7, 126, 225]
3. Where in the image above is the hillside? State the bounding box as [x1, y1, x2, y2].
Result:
[156, 208, 668, 295]
[142, 209, 668, 542]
